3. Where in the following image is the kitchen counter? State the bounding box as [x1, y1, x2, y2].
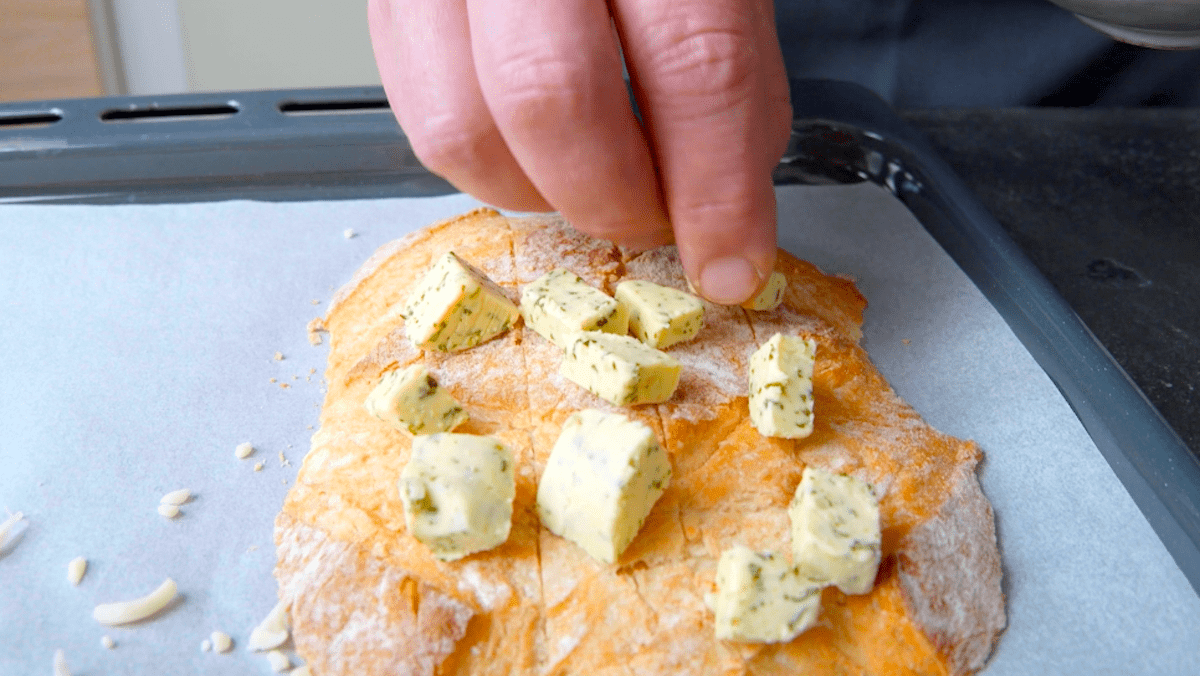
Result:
[903, 108, 1200, 458]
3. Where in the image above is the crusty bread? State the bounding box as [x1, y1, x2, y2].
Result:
[275, 208, 1005, 676]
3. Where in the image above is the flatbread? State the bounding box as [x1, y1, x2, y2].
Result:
[275, 208, 1006, 675]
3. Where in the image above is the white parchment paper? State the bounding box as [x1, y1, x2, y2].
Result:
[0, 184, 1196, 675]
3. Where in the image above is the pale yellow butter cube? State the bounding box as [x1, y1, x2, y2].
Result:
[520, 268, 628, 349]
[615, 279, 704, 349]
[399, 433, 515, 561]
[559, 331, 681, 406]
[789, 466, 881, 594]
[748, 333, 817, 439]
[707, 545, 822, 643]
[364, 364, 467, 435]
[402, 252, 519, 352]
[536, 409, 671, 563]
[742, 271, 787, 311]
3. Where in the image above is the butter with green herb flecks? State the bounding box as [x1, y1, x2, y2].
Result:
[706, 545, 823, 643]
[789, 466, 881, 595]
[363, 364, 467, 436]
[536, 409, 671, 563]
[615, 279, 704, 349]
[402, 251, 519, 352]
[559, 331, 681, 405]
[742, 271, 787, 311]
[520, 268, 628, 349]
[399, 433, 515, 561]
[748, 333, 816, 439]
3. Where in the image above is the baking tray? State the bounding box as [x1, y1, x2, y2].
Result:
[1, 76, 1197, 605]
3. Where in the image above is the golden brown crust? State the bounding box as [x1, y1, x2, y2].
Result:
[275, 209, 1006, 676]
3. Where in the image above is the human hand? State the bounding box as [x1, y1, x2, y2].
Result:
[368, 0, 791, 304]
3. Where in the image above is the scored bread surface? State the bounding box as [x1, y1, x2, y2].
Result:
[276, 208, 1006, 676]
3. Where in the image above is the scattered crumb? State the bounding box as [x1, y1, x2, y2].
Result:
[308, 368, 316, 375]
[160, 489, 191, 506]
[254, 462, 265, 472]
[902, 338, 911, 345]
[201, 639, 212, 652]
[274, 352, 285, 361]
[292, 375, 299, 380]
[343, 228, 356, 239]
[211, 631, 233, 653]
[308, 332, 322, 346]
[311, 299, 320, 305]
[280, 383, 291, 390]
[236, 442, 254, 459]
[270, 378, 277, 383]
[281, 478, 287, 485]
[157, 504, 180, 519]
[278, 452, 290, 467]
[101, 636, 115, 650]
[306, 426, 313, 430]
[67, 557, 87, 586]
[268, 649, 291, 672]
[287, 444, 292, 449]
[247, 545, 259, 552]
[0, 511, 25, 549]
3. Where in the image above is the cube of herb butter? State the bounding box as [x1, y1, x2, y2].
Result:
[536, 409, 671, 563]
[748, 333, 817, 439]
[399, 433, 515, 561]
[615, 279, 704, 349]
[559, 331, 681, 406]
[789, 466, 881, 595]
[363, 363, 467, 436]
[402, 251, 519, 352]
[707, 545, 822, 643]
[520, 268, 628, 349]
[741, 271, 787, 311]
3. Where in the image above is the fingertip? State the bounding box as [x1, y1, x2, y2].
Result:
[691, 248, 776, 305]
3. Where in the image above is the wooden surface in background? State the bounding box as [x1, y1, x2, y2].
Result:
[0, 0, 103, 103]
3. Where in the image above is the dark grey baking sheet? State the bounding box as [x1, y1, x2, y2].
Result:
[2, 78, 1195, 597]
[0, 82, 1195, 676]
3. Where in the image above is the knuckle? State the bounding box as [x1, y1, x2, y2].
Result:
[487, 48, 593, 129]
[405, 114, 495, 177]
[645, 24, 759, 111]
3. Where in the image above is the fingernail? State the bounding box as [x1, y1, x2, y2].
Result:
[697, 257, 761, 305]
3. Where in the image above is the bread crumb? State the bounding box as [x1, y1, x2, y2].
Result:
[67, 557, 87, 586]
[157, 504, 180, 519]
[201, 639, 212, 652]
[248, 600, 291, 652]
[160, 489, 191, 506]
[0, 511, 25, 549]
[211, 631, 233, 653]
[308, 332, 322, 346]
[278, 452, 290, 467]
[308, 368, 316, 375]
[292, 375, 299, 380]
[902, 338, 911, 345]
[281, 478, 287, 485]
[343, 228, 356, 239]
[93, 578, 177, 626]
[269, 378, 277, 383]
[236, 442, 254, 459]
[311, 299, 320, 305]
[254, 462, 264, 472]
[101, 635, 115, 650]
[280, 383, 291, 390]
[247, 544, 259, 552]
[268, 650, 291, 672]
[274, 352, 285, 361]
[306, 426, 313, 430]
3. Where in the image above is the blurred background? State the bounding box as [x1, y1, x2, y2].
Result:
[2, 0, 1199, 106]
[0, 0, 381, 103]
